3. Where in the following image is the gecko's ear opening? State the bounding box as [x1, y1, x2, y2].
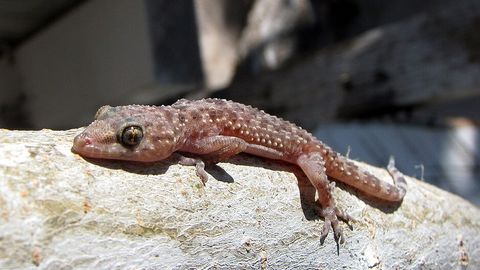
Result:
[94, 105, 114, 120]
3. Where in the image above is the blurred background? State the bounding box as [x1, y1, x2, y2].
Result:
[0, 0, 479, 204]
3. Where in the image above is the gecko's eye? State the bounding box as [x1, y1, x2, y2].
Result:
[119, 125, 143, 147]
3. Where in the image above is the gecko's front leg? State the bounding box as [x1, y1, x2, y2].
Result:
[177, 135, 248, 184]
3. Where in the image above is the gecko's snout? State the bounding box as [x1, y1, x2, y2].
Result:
[72, 132, 92, 154]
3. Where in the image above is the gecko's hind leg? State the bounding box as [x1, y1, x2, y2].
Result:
[297, 152, 349, 245]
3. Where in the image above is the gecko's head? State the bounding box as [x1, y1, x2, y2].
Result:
[72, 105, 176, 162]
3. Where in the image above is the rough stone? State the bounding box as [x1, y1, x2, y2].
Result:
[0, 128, 479, 269]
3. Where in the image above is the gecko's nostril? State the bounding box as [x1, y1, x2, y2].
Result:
[84, 137, 92, 145]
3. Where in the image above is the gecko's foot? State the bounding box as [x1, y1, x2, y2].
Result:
[319, 207, 345, 245]
[177, 155, 208, 185]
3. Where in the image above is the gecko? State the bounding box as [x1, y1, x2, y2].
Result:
[72, 98, 407, 245]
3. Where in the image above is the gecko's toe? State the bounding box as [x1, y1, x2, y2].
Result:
[387, 156, 396, 171]
[319, 219, 331, 245]
[193, 160, 208, 185]
[195, 168, 208, 185]
[331, 217, 345, 244]
[335, 208, 355, 224]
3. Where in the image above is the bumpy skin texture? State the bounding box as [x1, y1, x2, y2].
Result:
[72, 98, 407, 245]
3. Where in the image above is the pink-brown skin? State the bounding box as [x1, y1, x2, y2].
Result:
[72, 98, 407, 245]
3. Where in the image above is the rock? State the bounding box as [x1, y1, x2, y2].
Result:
[0, 128, 479, 269]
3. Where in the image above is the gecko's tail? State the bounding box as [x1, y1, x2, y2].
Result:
[320, 147, 407, 202]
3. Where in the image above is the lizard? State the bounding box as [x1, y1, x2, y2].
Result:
[72, 98, 407, 245]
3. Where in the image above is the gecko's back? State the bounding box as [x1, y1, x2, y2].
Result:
[172, 98, 320, 163]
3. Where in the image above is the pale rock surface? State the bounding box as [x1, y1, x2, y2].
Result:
[0, 128, 479, 269]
